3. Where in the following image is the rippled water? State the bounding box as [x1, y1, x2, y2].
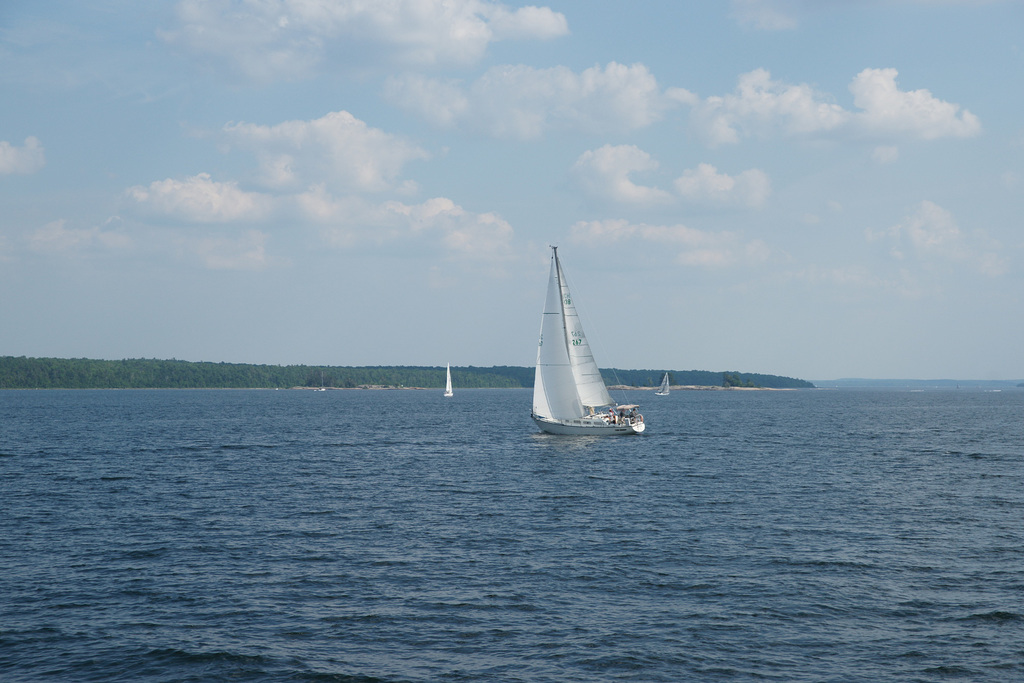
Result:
[1, 387, 1022, 681]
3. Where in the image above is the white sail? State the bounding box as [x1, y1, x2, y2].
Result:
[444, 363, 453, 397]
[533, 253, 585, 420]
[656, 372, 669, 395]
[531, 247, 645, 435]
[553, 253, 616, 410]
[531, 248, 645, 434]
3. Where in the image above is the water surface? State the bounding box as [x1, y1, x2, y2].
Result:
[2, 388, 1022, 681]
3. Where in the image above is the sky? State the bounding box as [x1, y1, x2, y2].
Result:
[1, 0, 1023, 381]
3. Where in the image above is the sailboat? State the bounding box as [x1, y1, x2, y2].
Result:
[531, 247, 645, 435]
[444, 363, 454, 397]
[655, 372, 670, 396]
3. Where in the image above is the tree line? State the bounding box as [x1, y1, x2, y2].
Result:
[609, 369, 813, 389]
[0, 357, 814, 390]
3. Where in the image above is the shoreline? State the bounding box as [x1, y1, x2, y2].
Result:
[609, 385, 796, 391]
[6, 385, 1014, 393]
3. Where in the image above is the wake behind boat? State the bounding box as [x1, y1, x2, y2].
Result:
[531, 247, 645, 435]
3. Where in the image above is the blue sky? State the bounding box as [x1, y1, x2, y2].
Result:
[2, 0, 1022, 380]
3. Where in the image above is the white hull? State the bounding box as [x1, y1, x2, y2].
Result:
[532, 414, 645, 435]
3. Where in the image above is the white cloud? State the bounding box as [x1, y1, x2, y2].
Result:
[163, 0, 568, 82]
[125, 104, 510, 264]
[298, 188, 513, 258]
[895, 200, 961, 252]
[27, 219, 132, 253]
[849, 68, 981, 139]
[0, 136, 46, 175]
[401, 197, 514, 257]
[129, 111, 427, 232]
[873, 200, 1006, 276]
[386, 61, 682, 139]
[674, 163, 771, 207]
[381, 76, 470, 128]
[689, 68, 982, 145]
[570, 218, 771, 268]
[571, 149, 771, 208]
[224, 110, 429, 192]
[572, 145, 672, 205]
[128, 173, 274, 223]
[484, 3, 569, 40]
[294, 185, 362, 232]
[691, 69, 849, 145]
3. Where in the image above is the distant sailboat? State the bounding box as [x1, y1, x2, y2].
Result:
[444, 363, 454, 397]
[656, 372, 670, 396]
[530, 247, 645, 435]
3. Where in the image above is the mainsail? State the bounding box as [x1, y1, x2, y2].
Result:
[532, 247, 614, 421]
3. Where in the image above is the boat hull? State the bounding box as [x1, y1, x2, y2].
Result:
[531, 414, 645, 435]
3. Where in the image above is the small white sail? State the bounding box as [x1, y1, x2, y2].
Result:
[444, 363, 454, 397]
[656, 372, 670, 396]
[531, 247, 644, 435]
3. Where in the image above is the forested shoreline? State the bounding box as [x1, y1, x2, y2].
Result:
[0, 356, 815, 390]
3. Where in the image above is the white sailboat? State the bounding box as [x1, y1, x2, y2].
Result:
[443, 363, 453, 397]
[531, 247, 645, 435]
[655, 372, 670, 396]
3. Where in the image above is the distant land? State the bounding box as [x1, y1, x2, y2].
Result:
[0, 356, 814, 390]
[815, 378, 1024, 389]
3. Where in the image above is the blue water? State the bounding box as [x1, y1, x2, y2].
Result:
[1, 388, 1022, 681]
